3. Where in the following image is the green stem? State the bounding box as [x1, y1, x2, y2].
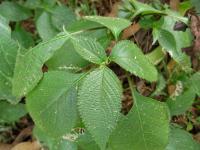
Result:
[126, 73, 135, 94]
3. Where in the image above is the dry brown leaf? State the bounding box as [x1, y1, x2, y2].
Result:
[106, 2, 121, 17]
[122, 23, 141, 39]
[136, 80, 155, 96]
[194, 133, 200, 143]
[12, 126, 33, 145]
[168, 84, 176, 96]
[170, 0, 180, 11]
[0, 143, 13, 150]
[167, 59, 177, 74]
[11, 141, 41, 150]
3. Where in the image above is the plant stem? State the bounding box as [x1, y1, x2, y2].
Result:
[126, 73, 135, 94]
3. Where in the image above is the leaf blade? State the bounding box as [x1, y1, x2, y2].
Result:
[12, 33, 69, 97]
[78, 67, 122, 149]
[36, 12, 58, 41]
[190, 72, 200, 96]
[84, 16, 131, 39]
[0, 1, 31, 22]
[167, 88, 196, 116]
[69, 34, 107, 64]
[166, 127, 200, 150]
[0, 101, 27, 123]
[108, 90, 170, 150]
[0, 16, 20, 102]
[27, 71, 82, 137]
[110, 40, 158, 82]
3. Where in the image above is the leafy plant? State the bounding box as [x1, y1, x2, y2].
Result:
[0, 0, 200, 150]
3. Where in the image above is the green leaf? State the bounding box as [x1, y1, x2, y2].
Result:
[70, 26, 112, 50]
[83, 16, 131, 39]
[76, 131, 99, 150]
[24, 0, 42, 9]
[43, 0, 57, 7]
[34, 127, 78, 150]
[139, 16, 162, 29]
[130, 0, 163, 18]
[153, 28, 191, 70]
[78, 67, 122, 150]
[164, 9, 188, 24]
[0, 1, 31, 22]
[146, 46, 166, 65]
[190, 72, 200, 96]
[167, 88, 196, 116]
[51, 5, 76, 30]
[110, 40, 158, 82]
[46, 40, 89, 71]
[152, 74, 166, 96]
[67, 19, 112, 49]
[179, 1, 192, 16]
[130, 1, 188, 24]
[27, 71, 82, 137]
[153, 29, 177, 56]
[108, 90, 170, 150]
[47, 28, 111, 71]
[12, 32, 69, 98]
[25, 0, 56, 9]
[83, 29, 112, 49]
[0, 101, 27, 123]
[12, 25, 34, 49]
[0, 16, 20, 103]
[166, 126, 200, 150]
[160, 17, 192, 49]
[154, 16, 192, 70]
[67, 19, 102, 33]
[36, 12, 58, 41]
[69, 34, 108, 64]
[191, 0, 200, 14]
[53, 139, 77, 150]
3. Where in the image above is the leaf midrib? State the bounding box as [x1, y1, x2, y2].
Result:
[132, 92, 148, 150]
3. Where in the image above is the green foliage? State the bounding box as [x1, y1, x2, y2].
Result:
[12, 32, 69, 98]
[146, 46, 165, 65]
[167, 88, 196, 116]
[153, 16, 192, 71]
[191, 0, 200, 13]
[12, 25, 34, 49]
[130, 0, 164, 18]
[108, 90, 170, 150]
[0, 1, 31, 22]
[76, 131, 99, 150]
[78, 67, 122, 149]
[69, 34, 108, 64]
[120, 0, 188, 23]
[67, 19, 102, 33]
[33, 127, 78, 150]
[51, 5, 76, 30]
[46, 41, 89, 71]
[84, 16, 131, 39]
[0, 15, 20, 103]
[151, 74, 166, 96]
[0, 0, 200, 150]
[27, 71, 83, 137]
[190, 72, 200, 96]
[36, 12, 58, 41]
[110, 40, 158, 81]
[0, 101, 26, 123]
[166, 126, 200, 150]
